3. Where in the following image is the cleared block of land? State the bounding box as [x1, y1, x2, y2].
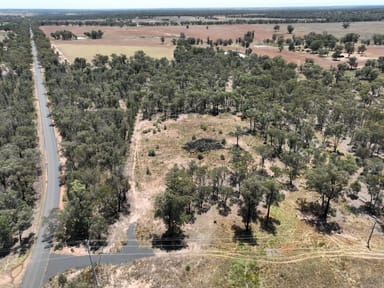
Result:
[55, 43, 174, 62]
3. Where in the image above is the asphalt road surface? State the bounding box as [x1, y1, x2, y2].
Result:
[45, 224, 154, 281]
[22, 29, 61, 288]
[22, 30, 153, 288]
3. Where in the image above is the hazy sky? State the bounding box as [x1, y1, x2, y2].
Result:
[0, 0, 383, 9]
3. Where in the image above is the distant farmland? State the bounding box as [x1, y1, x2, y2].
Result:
[40, 21, 384, 66]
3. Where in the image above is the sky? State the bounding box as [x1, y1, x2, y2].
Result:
[0, 0, 383, 9]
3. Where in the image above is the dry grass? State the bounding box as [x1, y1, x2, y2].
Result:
[54, 43, 174, 62]
[133, 113, 251, 244]
[261, 257, 384, 288]
[0, 31, 6, 42]
[292, 21, 384, 39]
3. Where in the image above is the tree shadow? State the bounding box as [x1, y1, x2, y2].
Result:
[344, 204, 366, 215]
[231, 224, 257, 246]
[120, 202, 130, 216]
[260, 217, 280, 235]
[0, 232, 35, 258]
[362, 203, 383, 217]
[152, 230, 187, 251]
[296, 198, 341, 234]
[0, 238, 17, 258]
[305, 219, 342, 234]
[218, 202, 231, 216]
[297, 198, 323, 218]
[196, 203, 211, 215]
[18, 233, 35, 256]
[378, 220, 384, 233]
[283, 182, 298, 192]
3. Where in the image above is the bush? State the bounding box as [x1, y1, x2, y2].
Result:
[148, 150, 156, 157]
[54, 242, 63, 251]
[197, 153, 204, 160]
[184, 138, 224, 153]
[58, 274, 67, 287]
[200, 124, 207, 131]
[220, 154, 225, 160]
[146, 167, 151, 175]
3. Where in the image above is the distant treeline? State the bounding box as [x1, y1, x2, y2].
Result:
[35, 7, 384, 26]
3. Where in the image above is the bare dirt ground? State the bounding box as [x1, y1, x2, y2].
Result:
[51, 43, 69, 64]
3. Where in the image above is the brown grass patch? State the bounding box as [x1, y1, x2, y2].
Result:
[54, 43, 174, 62]
[261, 257, 384, 288]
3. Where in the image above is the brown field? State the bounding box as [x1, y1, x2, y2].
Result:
[54, 43, 174, 62]
[40, 22, 384, 67]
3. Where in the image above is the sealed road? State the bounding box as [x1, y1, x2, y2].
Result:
[23, 30, 153, 287]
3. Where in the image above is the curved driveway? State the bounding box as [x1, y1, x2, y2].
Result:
[23, 30, 153, 288]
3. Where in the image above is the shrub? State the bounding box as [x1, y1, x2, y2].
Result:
[58, 274, 67, 287]
[197, 153, 204, 160]
[54, 242, 63, 251]
[148, 150, 156, 157]
[184, 138, 224, 153]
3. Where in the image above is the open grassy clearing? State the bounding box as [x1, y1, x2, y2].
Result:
[260, 257, 384, 288]
[45, 250, 384, 288]
[0, 31, 7, 41]
[131, 113, 257, 245]
[53, 43, 174, 62]
[292, 21, 384, 39]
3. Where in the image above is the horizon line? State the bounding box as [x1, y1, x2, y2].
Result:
[1, 5, 384, 10]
